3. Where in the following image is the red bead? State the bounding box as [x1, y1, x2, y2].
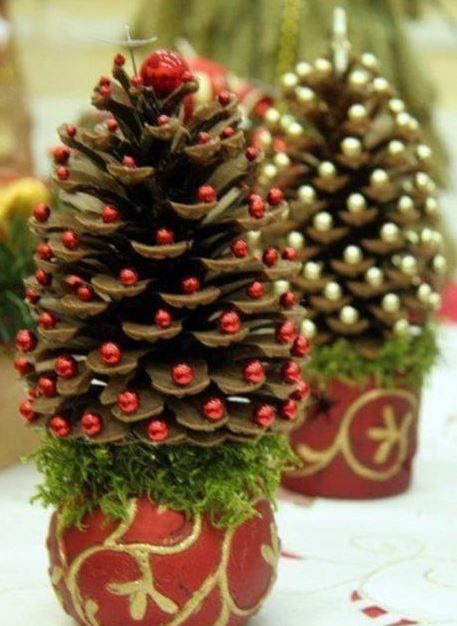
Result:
[154, 309, 172, 328]
[281, 360, 301, 384]
[219, 310, 241, 334]
[119, 268, 139, 286]
[222, 127, 235, 138]
[38, 311, 58, 329]
[155, 227, 175, 245]
[107, 118, 118, 132]
[276, 321, 297, 344]
[99, 75, 111, 86]
[246, 281, 264, 299]
[81, 412, 103, 436]
[158, 114, 170, 125]
[38, 376, 57, 398]
[77, 285, 94, 302]
[198, 185, 217, 203]
[231, 239, 249, 258]
[66, 124, 77, 137]
[28, 387, 39, 400]
[56, 166, 70, 181]
[99, 84, 112, 98]
[50, 416, 71, 437]
[101, 205, 120, 223]
[182, 276, 200, 294]
[16, 329, 37, 352]
[282, 247, 298, 261]
[253, 404, 276, 427]
[25, 288, 39, 304]
[291, 336, 311, 357]
[245, 147, 259, 161]
[263, 247, 279, 267]
[61, 229, 79, 249]
[130, 75, 144, 88]
[181, 70, 194, 82]
[171, 363, 194, 386]
[52, 145, 70, 164]
[218, 91, 232, 106]
[100, 342, 122, 366]
[280, 399, 298, 421]
[122, 156, 137, 168]
[243, 360, 265, 384]
[117, 390, 140, 414]
[14, 356, 34, 376]
[37, 242, 53, 260]
[55, 355, 78, 378]
[33, 203, 50, 222]
[280, 291, 296, 308]
[19, 400, 37, 422]
[267, 188, 284, 205]
[140, 49, 191, 98]
[147, 419, 169, 442]
[114, 53, 125, 66]
[202, 397, 226, 421]
[290, 380, 311, 401]
[248, 194, 266, 219]
[198, 132, 211, 144]
[65, 275, 84, 290]
[35, 269, 52, 286]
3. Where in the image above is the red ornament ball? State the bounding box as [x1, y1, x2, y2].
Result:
[219, 310, 241, 334]
[262, 248, 279, 267]
[33, 203, 51, 222]
[248, 194, 266, 219]
[202, 397, 226, 421]
[55, 355, 78, 378]
[37, 242, 53, 260]
[66, 124, 77, 137]
[140, 49, 191, 98]
[243, 359, 265, 384]
[50, 415, 71, 438]
[61, 230, 79, 250]
[100, 342, 122, 366]
[198, 184, 217, 203]
[122, 156, 137, 168]
[52, 145, 70, 164]
[38, 376, 57, 398]
[65, 275, 84, 290]
[155, 227, 175, 245]
[25, 288, 39, 304]
[119, 268, 139, 286]
[56, 166, 70, 181]
[14, 356, 34, 376]
[106, 118, 118, 132]
[19, 400, 37, 422]
[171, 363, 194, 386]
[282, 247, 298, 261]
[267, 188, 284, 205]
[218, 90, 232, 106]
[276, 320, 297, 344]
[35, 269, 52, 286]
[245, 146, 259, 161]
[222, 126, 235, 138]
[117, 390, 140, 414]
[280, 291, 296, 308]
[253, 404, 276, 427]
[130, 75, 144, 88]
[158, 114, 171, 125]
[291, 335, 311, 357]
[231, 239, 249, 258]
[77, 285, 94, 302]
[81, 412, 103, 436]
[38, 311, 58, 329]
[246, 280, 264, 299]
[16, 329, 37, 353]
[290, 380, 311, 401]
[101, 205, 120, 223]
[113, 53, 125, 66]
[154, 308, 173, 328]
[281, 360, 302, 384]
[99, 84, 112, 98]
[281, 399, 298, 421]
[198, 131, 211, 144]
[147, 419, 170, 442]
[182, 276, 200, 294]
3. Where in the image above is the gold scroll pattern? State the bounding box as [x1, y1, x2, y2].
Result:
[291, 389, 419, 481]
[52, 500, 278, 626]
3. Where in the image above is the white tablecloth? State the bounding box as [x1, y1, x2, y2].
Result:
[1, 327, 457, 626]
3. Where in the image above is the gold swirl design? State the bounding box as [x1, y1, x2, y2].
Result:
[54, 500, 278, 626]
[289, 389, 419, 481]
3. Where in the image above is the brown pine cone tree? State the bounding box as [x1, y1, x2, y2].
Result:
[15, 50, 311, 447]
[257, 51, 446, 359]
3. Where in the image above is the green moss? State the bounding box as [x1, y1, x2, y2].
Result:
[307, 325, 439, 389]
[30, 433, 298, 530]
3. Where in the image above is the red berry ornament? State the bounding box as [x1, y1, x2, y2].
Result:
[291, 380, 311, 401]
[281, 360, 301, 384]
[99, 84, 112, 98]
[154, 309, 172, 328]
[198, 132, 211, 144]
[53, 145, 70, 164]
[219, 310, 241, 334]
[263, 248, 279, 267]
[117, 390, 140, 414]
[223, 127, 235, 138]
[246, 280, 264, 299]
[38, 311, 58, 329]
[65, 275, 84, 290]
[218, 91, 231, 106]
[14, 356, 33, 376]
[122, 156, 137, 168]
[281, 399, 298, 421]
[198, 185, 217, 203]
[171, 363, 194, 386]
[158, 114, 170, 125]
[38, 376, 57, 398]
[56, 166, 69, 181]
[231, 239, 248, 258]
[253, 404, 276, 427]
[249, 194, 266, 219]
[77, 285, 94, 302]
[50, 416, 71, 438]
[267, 188, 284, 205]
[19, 400, 37, 422]
[100, 342, 122, 366]
[35, 269, 52, 286]
[37, 242, 53, 260]
[202, 397, 226, 421]
[182, 276, 200, 294]
[140, 49, 191, 98]
[155, 227, 175, 245]
[280, 291, 296, 308]
[55, 355, 78, 378]
[291, 336, 311, 357]
[130, 75, 144, 88]
[282, 247, 298, 261]
[114, 53, 125, 66]
[101, 204, 120, 223]
[243, 360, 265, 384]
[66, 124, 77, 137]
[276, 321, 297, 344]
[119, 268, 138, 286]
[33, 203, 50, 222]
[62, 230, 79, 249]
[147, 419, 169, 442]
[106, 118, 118, 132]
[245, 147, 259, 161]
[25, 288, 39, 304]
[81, 412, 103, 436]
[16, 329, 37, 352]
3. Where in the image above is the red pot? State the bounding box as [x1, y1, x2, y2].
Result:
[47, 498, 278, 626]
[283, 377, 420, 499]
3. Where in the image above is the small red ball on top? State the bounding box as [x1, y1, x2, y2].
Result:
[198, 185, 217, 203]
[81, 412, 103, 436]
[117, 390, 140, 414]
[171, 363, 194, 386]
[16, 329, 37, 353]
[33, 203, 51, 222]
[202, 397, 226, 421]
[55, 355, 78, 378]
[100, 342, 122, 366]
[50, 416, 71, 438]
[147, 419, 169, 442]
[267, 188, 284, 206]
[140, 49, 191, 98]
[253, 404, 276, 427]
[219, 310, 241, 334]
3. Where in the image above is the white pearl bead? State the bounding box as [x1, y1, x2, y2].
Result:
[425, 197, 438, 216]
[409, 117, 419, 131]
[347, 193, 366, 213]
[388, 140, 405, 156]
[295, 86, 315, 103]
[274, 152, 290, 169]
[298, 185, 316, 204]
[416, 144, 432, 160]
[313, 212, 333, 232]
[315, 58, 332, 74]
[247, 231, 262, 245]
[433, 231, 443, 246]
[343, 245, 362, 264]
[324, 281, 342, 301]
[348, 104, 367, 120]
[361, 52, 378, 69]
[301, 319, 316, 338]
[274, 280, 290, 296]
[382, 293, 400, 312]
[303, 261, 321, 280]
[401, 255, 418, 275]
[263, 163, 277, 179]
[405, 229, 419, 245]
[396, 112, 412, 127]
[370, 169, 389, 186]
[258, 130, 272, 147]
[429, 292, 442, 310]
[389, 98, 405, 113]
[340, 305, 359, 324]
[280, 114, 295, 130]
[394, 318, 410, 337]
[287, 121, 303, 137]
[318, 161, 336, 179]
[373, 77, 389, 92]
[416, 172, 432, 191]
[398, 196, 414, 213]
[433, 254, 447, 274]
[288, 231, 305, 249]
[417, 283, 432, 304]
[421, 227, 434, 245]
[265, 108, 280, 126]
[341, 137, 362, 156]
[281, 72, 298, 90]
[296, 61, 312, 78]
[380, 222, 400, 243]
[365, 267, 383, 286]
[349, 69, 369, 87]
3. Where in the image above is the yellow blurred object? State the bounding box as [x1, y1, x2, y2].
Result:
[0, 177, 49, 240]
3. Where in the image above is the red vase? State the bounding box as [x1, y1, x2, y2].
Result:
[47, 498, 278, 626]
[283, 377, 420, 499]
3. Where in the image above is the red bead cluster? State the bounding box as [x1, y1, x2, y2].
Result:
[140, 49, 192, 98]
[281, 360, 301, 384]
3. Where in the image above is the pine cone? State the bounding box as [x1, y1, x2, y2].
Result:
[15, 51, 311, 447]
[258, 52, 446, 359]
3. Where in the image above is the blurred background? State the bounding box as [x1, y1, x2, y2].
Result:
[1, 0, 457, 467]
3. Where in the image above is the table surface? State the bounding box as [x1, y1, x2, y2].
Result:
[1, 327, 457, 626]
